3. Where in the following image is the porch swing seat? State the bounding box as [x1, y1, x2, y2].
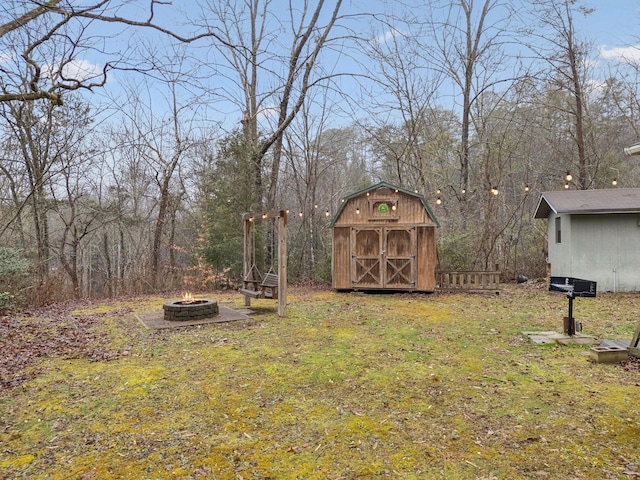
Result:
[240, 268, 279, 299]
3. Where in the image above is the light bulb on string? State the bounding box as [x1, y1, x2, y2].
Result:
[612, 179, 618, 186]
[565, 172, 572, 182]
[436, 197, 442, 205]
[564, 182, 570, 189]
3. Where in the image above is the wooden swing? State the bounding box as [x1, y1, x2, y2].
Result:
[239, 210, 287, 317]
[240, 265, 279, 299]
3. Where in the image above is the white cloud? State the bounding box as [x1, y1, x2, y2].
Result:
[599, 45, 640, 63]
[42, 59, 103, 84]
[373, 28, 401, 46]
[61, 59, 103, 82]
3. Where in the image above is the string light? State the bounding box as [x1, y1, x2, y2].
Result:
[565, 172, 572, 182]
[267, 182, 545, 222]
[612, 179, 618, 186]
[564, 182, 570, 189]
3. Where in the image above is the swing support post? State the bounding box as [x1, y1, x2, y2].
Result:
[242, 210, 287, 317]
[278, 211, 287, 318]
[243, 216, 252, 307]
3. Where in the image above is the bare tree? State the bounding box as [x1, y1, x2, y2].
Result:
[423, 0, 516, 196]
[197, 0, 344, 210]
[0, 99, 58, 282]
[112, 57, 205, 290]
[281, 90, 358, 281]
[525, 0, 595, 189]
[359, 14, 446, 193]
[53, 151, 103, 297]
[0, 0, 229, 105]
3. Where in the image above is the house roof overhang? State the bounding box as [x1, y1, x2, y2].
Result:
[534, 188, 640, 219]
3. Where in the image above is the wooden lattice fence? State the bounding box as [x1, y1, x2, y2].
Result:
[436, 269, 501, 293]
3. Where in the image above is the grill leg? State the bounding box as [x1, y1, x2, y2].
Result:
[567, 295, 575, 336]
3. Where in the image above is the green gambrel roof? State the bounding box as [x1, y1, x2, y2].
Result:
[330, 180, 440, 228]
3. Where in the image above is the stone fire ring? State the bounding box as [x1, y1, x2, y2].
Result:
[163, 299, 219, 321]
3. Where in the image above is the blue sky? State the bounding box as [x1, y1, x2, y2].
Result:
[581, 1, 639, 46]
[579, 0, 640, 60]
[27, 0, 640, 131]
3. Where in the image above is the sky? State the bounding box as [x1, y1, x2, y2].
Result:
[14, 0, 640, 134]
[580, 0, 640, 61]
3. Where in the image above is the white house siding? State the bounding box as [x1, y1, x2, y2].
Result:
[547, 214, 572, 277]
[550, 213, 640, 292]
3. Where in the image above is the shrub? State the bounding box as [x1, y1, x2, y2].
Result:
[0, 247, 30, 310]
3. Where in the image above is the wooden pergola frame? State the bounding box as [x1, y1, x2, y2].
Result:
[242, 209, 287, 317]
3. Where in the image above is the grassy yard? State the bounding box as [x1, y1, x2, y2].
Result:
[1, 284, 639, 479]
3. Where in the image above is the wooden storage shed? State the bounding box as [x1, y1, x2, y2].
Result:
[331, 181, 440, 292]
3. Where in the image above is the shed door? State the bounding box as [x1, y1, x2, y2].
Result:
[384, 227, 415, 288]
[351, 228, 383, 288]
[351, 227, 416, 288]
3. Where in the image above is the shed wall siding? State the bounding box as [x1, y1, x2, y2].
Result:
[572, 214, 640, 292]
[549, 213, 640, 292]
[548, 214, 572, 276]
[417, 226, 437, 291]
[332, 227, 351, 289]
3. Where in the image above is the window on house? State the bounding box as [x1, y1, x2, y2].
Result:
[555, 216, 561, 243]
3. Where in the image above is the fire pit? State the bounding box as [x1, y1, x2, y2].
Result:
[163, 295, 219, 322]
